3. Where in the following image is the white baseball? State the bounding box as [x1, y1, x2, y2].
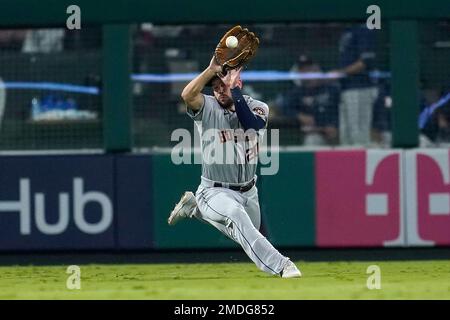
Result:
[226, 36, 238, 48]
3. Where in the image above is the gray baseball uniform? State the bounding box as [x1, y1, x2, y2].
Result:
[187, 94, 289, 275]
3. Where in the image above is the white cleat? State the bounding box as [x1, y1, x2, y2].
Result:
[281, 260, 302, 278]
[167, 191, 197, 226]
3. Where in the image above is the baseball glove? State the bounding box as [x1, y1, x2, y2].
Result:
[214, 25, 259, 75]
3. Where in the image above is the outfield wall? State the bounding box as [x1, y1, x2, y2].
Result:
[0, 150, 449, 251]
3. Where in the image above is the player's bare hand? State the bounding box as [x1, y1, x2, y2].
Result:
[326, 69, 345, 81]
[208, 56, 223, 74]
[219, 67, 242, 89]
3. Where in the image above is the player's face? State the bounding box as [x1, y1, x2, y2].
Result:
[211, 78, 234, 109]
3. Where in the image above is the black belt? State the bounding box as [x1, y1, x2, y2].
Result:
[213, 179, 255, 193]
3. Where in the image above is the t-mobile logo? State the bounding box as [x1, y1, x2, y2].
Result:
[405, 150, 450, 246]
[364, 151, 404, 246]
[316, 150, 402, 247]
[0, 178, 113, 235]
[317, 149, 450, 247]
[365, 152, 391, 216]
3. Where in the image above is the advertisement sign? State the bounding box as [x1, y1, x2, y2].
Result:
[316, 150, 404, 247]
[405, 149, 450, 246]
[116, 155, 154, 249]
[0, 155, 115, 250]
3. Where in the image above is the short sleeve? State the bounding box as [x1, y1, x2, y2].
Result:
[245, 95, 269, 124]
[357, 28, 376, 68]
[186, 94, 214, 121]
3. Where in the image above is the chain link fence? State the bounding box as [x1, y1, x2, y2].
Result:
[419, 20, 450, 147]
[132, 22, 391, 149]
[0, 27, 102, 151]
[1, 22, 448, 151]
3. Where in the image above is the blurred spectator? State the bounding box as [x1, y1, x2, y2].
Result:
[0, 31, 20, 128]
[420, 90, 450, 145]
[64, 26, 102, 50]
[335, 24, 378, 146]
[133, 24, 156, 97]
[134, 24, 155, 54]
[278, 55, 340, 146]
[22, 29, 64, 53]
[0, 77, 5, 130]
[434, 105, 450, 144]
[0, 30, 26, 51]
[371, 82, 392, 147]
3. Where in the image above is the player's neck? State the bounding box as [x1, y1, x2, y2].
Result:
[222, 105, 235, 112]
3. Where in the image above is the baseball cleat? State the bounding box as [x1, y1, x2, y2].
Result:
[168, 191, 197, 226]
[280, 260, 302, 278]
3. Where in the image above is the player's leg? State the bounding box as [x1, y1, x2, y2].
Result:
[242, 186, 261, 230]
[339, 90, 351, 145]
[345, 88, 362, 145]
[303, 133, 327, 146]
[242, 186, 302, 278]
[167, 191, 199, 225]
[354, 87, 378, 145]
[195, 186, 289, 275]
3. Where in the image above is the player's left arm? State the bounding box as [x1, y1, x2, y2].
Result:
[342, 28, 376, 75]
[231, 88, 267, 131]
[220, 68, 267, 131]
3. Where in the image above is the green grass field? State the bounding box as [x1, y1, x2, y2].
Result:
[0, 260, 449, 299]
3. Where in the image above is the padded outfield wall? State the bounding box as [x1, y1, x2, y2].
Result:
[0, 150, 449, 251]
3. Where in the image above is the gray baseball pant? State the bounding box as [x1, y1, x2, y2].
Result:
[339, 87, 378, 146]
[194, 176, 288, 275]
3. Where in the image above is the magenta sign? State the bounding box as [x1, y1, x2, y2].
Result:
[406, 150, 450, 246]
[316, 150, 403, 247]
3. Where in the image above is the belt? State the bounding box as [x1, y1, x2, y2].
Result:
[213, 179, 255, 193]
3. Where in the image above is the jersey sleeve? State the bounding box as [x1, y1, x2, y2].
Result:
[245, 96, 270, 124]
[356, 27, 376, 69]
[186, 94, 214, 121]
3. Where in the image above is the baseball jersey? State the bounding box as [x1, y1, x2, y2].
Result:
[339, 25, 376, 90]
[187, 94, 269, 184]
[281, 83, 340, 127]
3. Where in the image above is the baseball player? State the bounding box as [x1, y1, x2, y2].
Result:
[167, 52, 302, 278]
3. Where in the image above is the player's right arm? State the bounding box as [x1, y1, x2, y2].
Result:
[181, 57, 222, 111]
